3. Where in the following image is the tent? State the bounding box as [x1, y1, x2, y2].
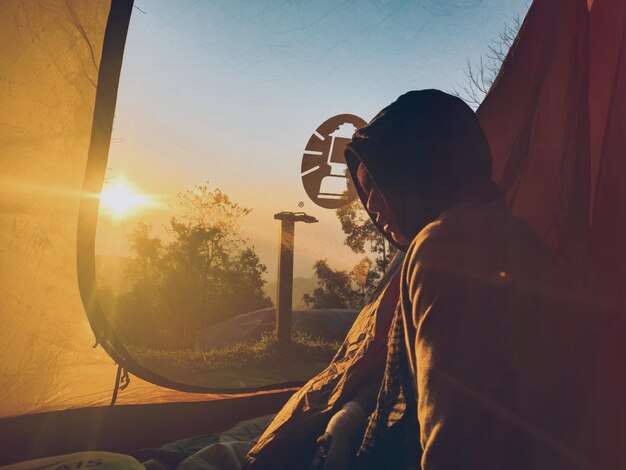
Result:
[1, 0, 625, 466]
[194, 308, 358, 352]
[479, 0, 626, 461]
[0, 1, 297, 464]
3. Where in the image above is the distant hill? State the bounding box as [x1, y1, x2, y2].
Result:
[97, 255, 318, 307]
[265, 276, 318, 309]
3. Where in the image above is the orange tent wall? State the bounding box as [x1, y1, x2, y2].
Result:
[0, 0, 291, 421]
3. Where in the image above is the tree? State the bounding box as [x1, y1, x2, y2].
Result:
[117, 182, 271, 349]
[304, 198, 399, 311]
[336, 198, 397, 277]
[115, 223, 167, 347]
[228, 247, 273, 315]
[128, 222, 163, 279]
[452, 15, 521, 108]
[177, 184, 251, 248]
[350, 256, 378, 307]
[303, 260, 361, 309]
[334, 198, 398, 304]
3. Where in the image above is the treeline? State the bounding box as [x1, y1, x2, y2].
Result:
[99, 185, 395, 351]
[302, 199, 397, 310]
[101, 184, 271, 350]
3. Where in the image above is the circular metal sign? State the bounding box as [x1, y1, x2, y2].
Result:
[301, 114, 368, 209]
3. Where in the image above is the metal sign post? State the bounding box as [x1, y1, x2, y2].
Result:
[271, 114, 364, 344]
[273, 212, 318, 344]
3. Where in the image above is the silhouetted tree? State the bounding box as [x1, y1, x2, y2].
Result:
[303, 260, 361, 309]
[350, 256, 378, 306]
[117, 183, 271, 349]
[304, 197, 400, 310]
[336, 198, 397, 276]
[453, 15, 521, 108]
[115, 223, 166, 346]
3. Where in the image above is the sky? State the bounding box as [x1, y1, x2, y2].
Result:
[96, 0, 531, 280]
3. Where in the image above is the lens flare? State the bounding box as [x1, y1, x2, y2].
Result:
[100, 181, 148, 217]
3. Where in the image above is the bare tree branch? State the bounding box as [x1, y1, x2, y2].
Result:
[452, 15, 521, 109]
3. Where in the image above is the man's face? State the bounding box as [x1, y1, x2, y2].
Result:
[357, 163, 409, 246]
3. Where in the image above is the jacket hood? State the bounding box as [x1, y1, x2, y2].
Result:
[345, 89, 494, 251]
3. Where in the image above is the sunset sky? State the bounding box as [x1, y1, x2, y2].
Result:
[97, 0, 531, 280]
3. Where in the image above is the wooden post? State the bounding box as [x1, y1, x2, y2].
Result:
[273, 212, 318, 344]
[276, 217, 295, 344]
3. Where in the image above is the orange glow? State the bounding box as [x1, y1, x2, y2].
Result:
[100, 180, 150, 218]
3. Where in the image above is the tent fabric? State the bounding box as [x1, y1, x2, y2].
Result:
[588, 0, 626, 213]
[0, 0, 249, 420]
[194, 308, 358, 352]
[0, 390, 295, 466]
[0, 0, 120, 419]
[476, 0, 590, 271]
[586, 0, 626, 460]
[478, 0, 626, 462]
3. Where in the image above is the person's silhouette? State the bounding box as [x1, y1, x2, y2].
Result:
[330, 89, 590, 469]
[246, 90, 591, 470]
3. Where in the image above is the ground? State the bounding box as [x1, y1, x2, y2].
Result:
[130, 332, 341, 388]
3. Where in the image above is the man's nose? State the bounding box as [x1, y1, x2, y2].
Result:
[368, 192, 384, 213]
[368, 201, 382, 220]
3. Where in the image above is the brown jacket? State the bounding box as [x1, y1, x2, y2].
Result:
[243, 257, 402, 469]
[401, 199, 591, 469]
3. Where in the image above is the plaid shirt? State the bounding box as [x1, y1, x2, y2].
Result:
[358, 300, 415, 458]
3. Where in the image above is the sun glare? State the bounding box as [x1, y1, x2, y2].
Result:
[100, 181, 148, 217]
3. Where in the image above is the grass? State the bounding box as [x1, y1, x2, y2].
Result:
[129, 331, 342, 388]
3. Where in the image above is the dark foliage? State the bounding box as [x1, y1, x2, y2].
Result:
[304, 200, 397, 310]
[114, 184, 272, 349]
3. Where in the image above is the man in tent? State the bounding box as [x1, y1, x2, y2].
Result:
[247, 89, 592, 469]
[350, 89, 591, 468]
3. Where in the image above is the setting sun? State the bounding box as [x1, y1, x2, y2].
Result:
[100, 181, 148, 217]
